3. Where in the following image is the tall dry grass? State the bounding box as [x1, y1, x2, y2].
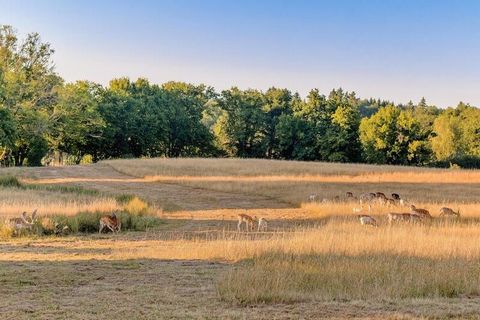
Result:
[0, 187, 121, 217]
[104, 157, 455, 178]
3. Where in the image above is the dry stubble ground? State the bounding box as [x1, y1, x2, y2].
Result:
[1, 158, 480, 319]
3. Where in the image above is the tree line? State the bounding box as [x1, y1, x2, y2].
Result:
[1, 25, 479, 167]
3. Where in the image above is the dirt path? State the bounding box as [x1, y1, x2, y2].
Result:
[24, 163, 291, 212]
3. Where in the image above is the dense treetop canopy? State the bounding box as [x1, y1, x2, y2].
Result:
[1, 25, 479, 168]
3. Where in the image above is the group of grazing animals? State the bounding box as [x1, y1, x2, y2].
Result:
[237, 212, 268, 232]
[359, 192, 403, 207]
[360, 204, 460, 227]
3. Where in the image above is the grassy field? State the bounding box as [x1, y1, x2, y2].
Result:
[1, 158, 480, 319]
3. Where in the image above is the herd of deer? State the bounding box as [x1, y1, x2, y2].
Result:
[309, 191, 460, 227]
[351, 192, 459, 227]
[4, 210, 122, 235]
[5, 190, 461, 235]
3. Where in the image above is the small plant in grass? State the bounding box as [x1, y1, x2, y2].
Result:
[0, 222, 14, 238]
[123, 196, 149, 215]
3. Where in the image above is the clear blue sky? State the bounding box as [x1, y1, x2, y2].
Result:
[1, 0, 479, 107]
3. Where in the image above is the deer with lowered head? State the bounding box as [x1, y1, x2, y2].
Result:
[99, 212, 121, 233]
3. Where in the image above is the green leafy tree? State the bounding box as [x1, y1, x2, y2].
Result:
[49, 81, 105, 162]
[360, 105, 431, 165]
[215, 88, 266, 157]
[261, 87, 293, 158]
[0, 25, 62, 165]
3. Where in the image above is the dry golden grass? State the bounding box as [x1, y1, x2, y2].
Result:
[3, 158, 480, 318]
[0, 187, 121, 218]
[103, 158, 480, 205]
[105, 157, 451, 177]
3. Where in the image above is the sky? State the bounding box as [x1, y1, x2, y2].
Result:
[1, 0, 479, 107]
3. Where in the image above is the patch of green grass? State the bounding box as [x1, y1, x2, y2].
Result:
[0, 175, 23, 188]
[0, 175, 100, 196]
[28, 184, 100, 196]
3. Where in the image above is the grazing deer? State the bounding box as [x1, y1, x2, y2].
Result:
[237, 212, 256, 232]
[359, 193, 376, 205]
[358, 215, 378, 227]
[391, 193, 401, 200]
[7, 209, 38, 233]
[99, 212, 121, 233]
[410, 205, 432, 220]
[257, 217, 268, 231]
[439, 207, 460, 218]
[388, 212, 421, 224]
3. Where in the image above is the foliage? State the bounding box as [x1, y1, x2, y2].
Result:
[1, 24, 480, 167]
[359, 105, 432, 165]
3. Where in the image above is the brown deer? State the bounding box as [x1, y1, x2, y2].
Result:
[391, 193, 401, 200]
[345, 191, 354, 198]
[410, 205, 432, 220]
[388, 212, 421, 224]
[257, 217, 268, 231]
[237, 212, 256, 232]
[439, 207, 460, 218]
[99, 212, 121, 233]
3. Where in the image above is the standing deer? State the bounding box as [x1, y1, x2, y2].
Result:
[237, 212, 256, 232]
[99, 212, 121, 233]
[257, 217, 268, 231]
[439, 207, 460, 218]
